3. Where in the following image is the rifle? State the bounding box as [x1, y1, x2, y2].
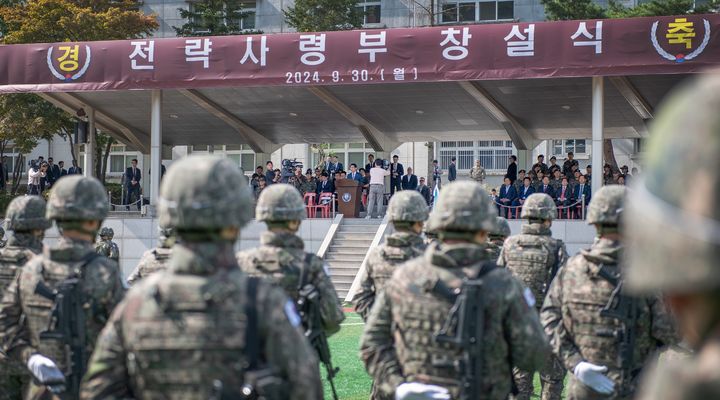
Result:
[34, 276, 86, 398]
[297, 283, 339, 400]
[598, 264, 638, 398]
[432, 263, 494, 400]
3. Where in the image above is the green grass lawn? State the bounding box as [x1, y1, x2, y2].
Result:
[323, 312, 567, 400]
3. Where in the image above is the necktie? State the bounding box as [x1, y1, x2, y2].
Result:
[544, 185, 547, 192]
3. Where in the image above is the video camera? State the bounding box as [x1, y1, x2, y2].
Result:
[281, 159, 303, 182]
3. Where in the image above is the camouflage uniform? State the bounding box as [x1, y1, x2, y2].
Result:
[498, 193, 568, 400]
[0, 227, 7, 249]
[300, 176, 317, 196]
[469, 163, 486, 183]
[623, 75, 720, 400]
[0, 197, 51, 400]
[487, 216, 510, 262]
[0, 176, 125, 400]
[94, 227, 119, 263]
[541, 186, 678, 400]
[354, 191, 429, 322]
[361, 181, 550, 400]
[126, 227, 174, 286]
[81, 156, 322, 399]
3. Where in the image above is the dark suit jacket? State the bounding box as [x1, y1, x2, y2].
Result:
[59, 168, 68, 177]
[390, 163, 404, 181]
[401, 174, 418, 190]
[125, 167, 141, 187]
[418, 185, 431, 205]
[68, 166, 82, 175]
[347, 171, 363, 184]
[573, 184, 591, 204]
[538, 184, 555, 198]
[448, 163, 457, 181]
[499, 184, 517, 202]
[506, 162, 518, 184]
[316, 180, 335, 196]
[518, 185, 535, 200]
[265, 170, 276, 185]
[47, 165, 61, 184]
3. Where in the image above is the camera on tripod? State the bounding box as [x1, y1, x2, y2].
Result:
[281, 159, 303, 182]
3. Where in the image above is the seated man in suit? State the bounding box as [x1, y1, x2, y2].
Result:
[401, 167, 418, 191]
[347, 163, 364, 184]
[513, 177, 535, 217]
[497, 177, 517, 217]
[572, 174, 591, 218]
[417, 177, 431, 206]
[538, 176, 555, 199]
[555, 177, 572, 217]
[316, 172, 335, 204]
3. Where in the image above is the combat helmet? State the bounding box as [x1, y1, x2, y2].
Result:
[46, 175, 108, 222]
[426, 181, 496, 235]
[5, 196, 51, 232]
[387, 191, 429, 223]
[587, 185, 625, 226]
[256, 184, 306, 222]
[99, 227, 114, 239]
[490, 216, 511, 239]
[158, 155, 254, 232]
[520, 193, 556, 221]
[626, 74, 720, 294]
[158, 225, 176, 249]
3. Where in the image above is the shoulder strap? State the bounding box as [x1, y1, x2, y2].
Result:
[431, 261, 496, 303]
[597, 264, 620, 287]
[245, 277, 260, 370]
[297, 253, 315, 291]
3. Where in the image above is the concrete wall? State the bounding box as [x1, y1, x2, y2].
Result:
[43, 216, 333, 281]
[507, 219, 595, 257]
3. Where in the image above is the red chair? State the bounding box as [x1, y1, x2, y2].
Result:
[314, 193, 333, 218]
[303, 193, 317, 218]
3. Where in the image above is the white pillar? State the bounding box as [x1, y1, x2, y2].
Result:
[591, 76, 604, 198]
[85, 107, 96, 177]
[150, 90, 163, 206]
[517, 149, 531, 172]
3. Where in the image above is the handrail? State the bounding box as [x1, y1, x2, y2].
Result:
[494, 195, 587, 219]
[317, 214, 344, 259]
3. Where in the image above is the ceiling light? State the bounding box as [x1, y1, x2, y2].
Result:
[289, 112, 298, 117]
[415, 110, 424, 114]
[169, 114, 179, 119]
[561, 105, 571, 110]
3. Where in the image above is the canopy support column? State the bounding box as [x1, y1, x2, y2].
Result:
[517, 150, 532, 172]
[591, 76, 604, 198]
[150, 90, 163, 208]
[85, 107, 95, 178]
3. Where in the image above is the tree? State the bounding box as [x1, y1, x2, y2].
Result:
[174, 0, 261, 36]
[284, 0, 362, 32]
[0, 94, 74, 194]
[0, 0, 158, 184]
[540, 0, 605, 20]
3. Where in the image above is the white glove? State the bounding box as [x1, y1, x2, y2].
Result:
[395, 382, 451, 400]
[574, 361, 615, 395]
[27, 354, 65, 386]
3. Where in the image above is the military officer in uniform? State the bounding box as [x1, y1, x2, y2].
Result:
[237, 183, 345, 336]
[0, 176, 125, 400]
[361, 181, 550, 400]
[81, 156, 322, 399]
[622, 75, 720, 400]
[541, 185, 678, 399]
[498, 193, 568, 400]
[0, 196, 52, 400]
[488, 216, 511, 261]
[126, 226, 175, 286]
[354, 190, 429, 321]
[94, 227, 119, 263]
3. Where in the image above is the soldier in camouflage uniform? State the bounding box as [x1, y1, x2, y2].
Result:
[354, 190, 429, 321]
[125, 226, 175, 286]
[94, 227, 119, 263]
[361, 181, 550, 400]
[0, 226, 7, 249]
[237, 183, 344, 335]
[488, 216, 510, 261]
[498, 193, 568, 400]
[621, 74, 720, 400]
[81, 156, 322, 399]
[0, 196, 52, 400]
[540, 185, 678, 399]
[0, 176, 125, 400]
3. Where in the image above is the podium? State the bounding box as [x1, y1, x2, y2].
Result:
[336, 179, 362, 218]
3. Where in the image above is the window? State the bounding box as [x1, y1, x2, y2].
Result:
[228, 1, 256, 30]
[356, 0, 381, 24]
[439, 141, 474, 170]
[311, 143, 374, 170]
[439, 140, 515, 172]
[552, 139, 588, 156]
[221, 145, 256, 173]
[110, 154, 139, 174]
[440, 0, 513, 23]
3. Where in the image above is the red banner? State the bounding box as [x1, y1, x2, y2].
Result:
[0, 14, 718, 93]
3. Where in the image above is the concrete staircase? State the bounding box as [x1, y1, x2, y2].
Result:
[325, 218, 383, 300]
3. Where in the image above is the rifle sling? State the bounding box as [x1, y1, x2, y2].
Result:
[430, 261, 496, 303]
[596, 264, 620, 287]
